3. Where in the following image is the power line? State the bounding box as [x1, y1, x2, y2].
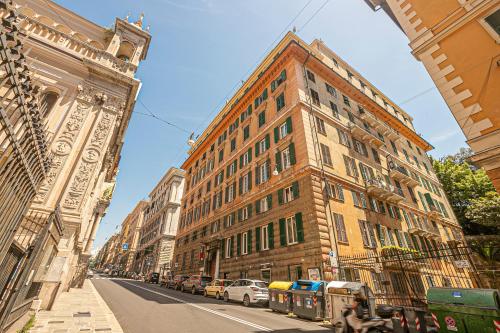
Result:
[297, 0, 331, 32]
[136, 99, 191, 134]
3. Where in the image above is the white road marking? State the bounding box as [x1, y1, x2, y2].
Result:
[120, 280, 272, 332]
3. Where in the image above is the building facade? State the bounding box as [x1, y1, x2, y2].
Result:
[0, 0, 151, 324]
[364, 0, 500, 190]
[116, 201, 147, 274]
[136, 168, 184, 275]
[172, 32, 467, 293]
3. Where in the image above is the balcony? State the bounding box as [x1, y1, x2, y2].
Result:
[427, 206, 443, 220]
[407, 219, 441, 240]
[388, 160, 420, 187]
[358, 110, 400, 141]
[365, 178, 404, 203]
[348, 122, 385, 147]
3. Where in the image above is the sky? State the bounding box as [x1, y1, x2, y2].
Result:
[52, 0, 467, 251]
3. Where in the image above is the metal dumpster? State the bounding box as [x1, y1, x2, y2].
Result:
[324, 281, 376, 327]
[290, 280, 326, 320]
[268, 281, 293, 314]
[428, 287, 500, 333]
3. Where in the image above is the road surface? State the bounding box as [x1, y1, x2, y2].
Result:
[91, 276, 332, 333]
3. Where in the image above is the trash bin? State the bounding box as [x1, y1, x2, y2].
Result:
[290, 280, 326, 320]
[427, 287, 500, 333]
[324, 281, 376, 326]
[392, 307, 428, 333]
[268, 281, 293, 314]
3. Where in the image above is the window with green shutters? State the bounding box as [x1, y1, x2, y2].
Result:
[278, 181, 299, 205]
[276, 92, 285, 111]
[247, 230, 252, 254]
[271, 69, 287, 92]
[256, 227, 261, 251]
[268, 222, 274, 249]
[237, 233, 241, 256]
[274, 117, 293, 143]
[280, 213, 304, 246]
[230, 138, 236, 152]
[243, 125, 250, 141]
[258, 111, 266, 127]
[254, 88, 268, 108]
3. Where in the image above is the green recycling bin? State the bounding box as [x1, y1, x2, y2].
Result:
[268, 281, 293, 314]
[427, 287, 500, 333]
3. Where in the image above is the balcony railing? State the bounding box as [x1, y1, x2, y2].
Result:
[427, 205, 442, 220]
[347, 122, 384, 147]
[388, 160, 420, 187]
[358, 109, 399, 141]
[407, 217, 441, 240]
[365, 178, 404, 203]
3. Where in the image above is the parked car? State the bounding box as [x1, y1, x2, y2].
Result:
[223, 279, 269, 306]
[146, 272, 160, 284]
[86, 270, 94, 279]
[160, 275, 172, 287]
[169, 274, 190, 290]
[181, 275, 213, 294]
[204, 279, 233, 300]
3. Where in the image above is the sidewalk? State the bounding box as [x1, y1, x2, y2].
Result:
[30, 280, 123, 333]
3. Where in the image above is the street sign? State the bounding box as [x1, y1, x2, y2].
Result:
[122, 243, 129, 251]
[328, 250, 338, 268]
[454, 260, 470, 269]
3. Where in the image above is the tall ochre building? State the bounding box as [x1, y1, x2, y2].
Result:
[364, 0, 500, 190]
[172, 32, 464, 284]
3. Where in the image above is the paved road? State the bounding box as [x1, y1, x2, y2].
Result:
[91, 276, 332, 333]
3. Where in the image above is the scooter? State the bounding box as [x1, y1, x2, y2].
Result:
[333, 305, 394, 333]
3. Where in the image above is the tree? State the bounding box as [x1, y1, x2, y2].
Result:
[432, 149, 496, 235]
[465, 192, 500, 231]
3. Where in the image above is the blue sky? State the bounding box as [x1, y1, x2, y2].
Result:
[53, 0, 466, 250]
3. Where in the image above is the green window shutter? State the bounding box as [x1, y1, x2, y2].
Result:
[248, 230, 252, 254]
[248, 171, 252, 190]
[265, 134, 270, 149]
[275, 151, 282, 172]
[296, 212, 304, 243]
[274, 127, 279, 143]
[263, 88, 268, 100]
[225, 188, 229, 203]
[424, 192, 435, 209]
[278, 188, 284, 205]
[376, 224, 385, 246]
[289, 142, 296, 165]
[271, 81, 277, 92]
[256, 227, 261, 251]
[239, 155, 244, 168]
[223, 216, 228, 228]
[255, 165, 260, 185]
[233, 160, 238, 173]
[286, 116, 293, 134]
[279, 218, 287, 246]
[268, 222, 274, 249]
[292, 181, 299, 198]
[226, 165, 230, 177]
[255, 199, 261, 214]
[281, 69, 286, 81]
[221, 239, 225, 257]
[248, 105, 252, 115]
[236, 234, 241, 256]
[248, 204, 253, 219]
[255, 142, 260, 157]
[238, 208, 242, 222]
[248, 148, 252, 163]
[230, 236, 234, 257]
[239, 177, 243, 195]
[259, 112, 265, 127]
[267, 194, 273, 209]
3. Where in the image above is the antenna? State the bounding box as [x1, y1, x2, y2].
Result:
[187, 132, 195, 147]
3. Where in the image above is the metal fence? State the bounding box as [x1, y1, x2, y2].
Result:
[337, 244, 482, 309]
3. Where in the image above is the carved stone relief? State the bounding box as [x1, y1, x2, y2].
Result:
[62, 111, 115, 210]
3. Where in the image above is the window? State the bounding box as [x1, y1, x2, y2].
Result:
[254, 89, 268, 108]
[240, 206, 249, 221]
[352, 190, 361, 208]
[358, 220, 376, 248]
[241, 105, 252, 122]
[483, 9, 500, 41]
[306, 70, 316, 82]
[342, 95, 350, 107]
[225, 237, 232, 258]
[261, 225, 269, 250]
[343, 155, 359, 177]
[358, 163, 374, 181]
[330, 102, 339, 118]
[332, 58, 338, 67]
[227, 160, 236, 177]
[275, 117, 292, 142]
[372, 148, 381, 164]
[325, 83, 337, 97]
[320, 143, 332, 166]
[258, 138, 267, 155]
[283, 185, 295, 203]
[271, 69, 287, 91]
[258, 160, 270, 184]
[241, 172, 251, 194]
[241, 148, 252, 167]
[315, 116, 326, 134]
[226, 183, 235, 203]
[337, 128, 351, 147]
[218, 149, 224, 162]
[326, 183, 345, 202]
[40, 91, 59, 118]
[310, 89, 320, 106]
[258, 111, 266, 127]
[276, 92, 285, 111]
[230, 138, 236, 152]
[353, 139, 368, 156]
[282, 147, 291, 170]
[408, 186, 417, 203]
[334, 213, 348, 243]
[242, 232, 248, 255]
[286, 216, 298, 245]
[390, 140, 398, 154]
[226, 213, 235, 227]
[215, 171, 224, 186]
[243, 125, 250, 141]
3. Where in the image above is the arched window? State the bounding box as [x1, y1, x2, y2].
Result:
[116, 41, 135, 63]
[40, 91, 59, 118]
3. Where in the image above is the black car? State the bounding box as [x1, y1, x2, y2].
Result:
[147, 272, 160, 284]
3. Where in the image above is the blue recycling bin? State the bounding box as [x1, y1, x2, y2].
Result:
[290, 280, 326, 320]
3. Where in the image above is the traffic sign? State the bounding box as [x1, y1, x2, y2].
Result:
[122, 243, 129, 251]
